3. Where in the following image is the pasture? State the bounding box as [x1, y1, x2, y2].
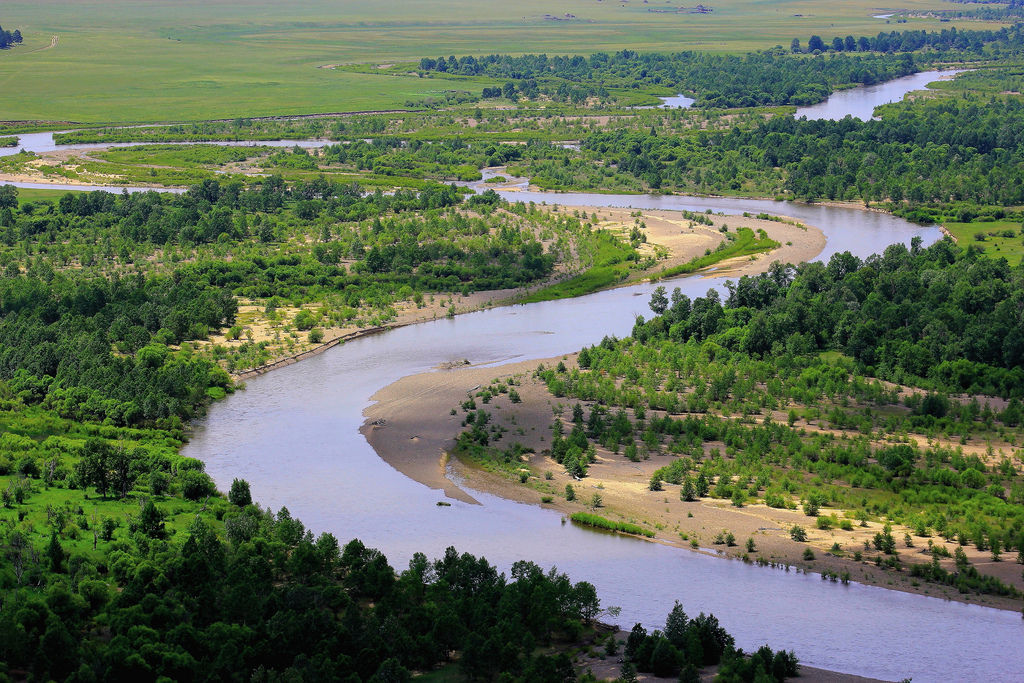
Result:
[0, 0, 1005, 123]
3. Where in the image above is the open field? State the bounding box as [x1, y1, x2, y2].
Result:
[0, 0, 1008, 123]
[944, 220, 1024, 266]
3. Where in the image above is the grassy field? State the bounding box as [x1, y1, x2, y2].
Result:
[0, 0, 1005, 123]
[944, 220, 1024, 266]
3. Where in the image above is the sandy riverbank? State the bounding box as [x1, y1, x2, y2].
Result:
[362, 352, 1023, 614]
[225, 204, 823, 379]
[562, 205, 825, 281]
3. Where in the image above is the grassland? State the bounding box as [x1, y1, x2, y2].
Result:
[944, 220, 1024, 265]
[0, 0, 1005, 123]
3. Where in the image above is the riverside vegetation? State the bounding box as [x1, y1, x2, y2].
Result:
[499, 241, 1024, 601]
[5, 14, 1024, 683]
[0, 180, 804, 680]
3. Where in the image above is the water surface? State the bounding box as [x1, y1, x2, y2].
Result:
[795, 69, 966, 121]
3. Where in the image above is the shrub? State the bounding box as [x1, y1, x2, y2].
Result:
[570, 512, 654, 538]
[181, 470, 215, 500]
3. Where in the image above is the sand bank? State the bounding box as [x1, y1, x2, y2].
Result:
[363, 352, 1023, 613]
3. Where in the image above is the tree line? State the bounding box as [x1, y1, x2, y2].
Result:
[0, 24, 23, 50]
[418, 24, 1024, 108]
[515, 93, 1024, 215]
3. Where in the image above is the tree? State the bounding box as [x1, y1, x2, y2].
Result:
[78, 438, 112, 498]
[650, 638, 681, 677]
[649, 286, 668, 315]
[808, 35, 826, 52]
[111, 448, 136, 499]
[624, 623, 648, 662]
[0, 184, 17, 209]
[46, 532, 64, 573]
[664, 601, 689, 649]
[790, 38, 802, 53]
[229, 478, 252, 507]
[138, 499, 166, 539]
[695, 473, 710, 497]
[150, 471, 168, 496]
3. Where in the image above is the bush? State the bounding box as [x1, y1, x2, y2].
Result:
[570, 512, 654, 538]
[293, 309, 316, 331]
[308, 328, 324, 343]
[181, 470, 215, 500]
[229, 478, 252, 507]
[790, 525, 808, 542]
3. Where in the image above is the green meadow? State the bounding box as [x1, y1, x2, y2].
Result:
[0, 0, 1002, 123]
[944, 220, 1024, 266]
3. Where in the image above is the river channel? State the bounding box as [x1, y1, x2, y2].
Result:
[180, 185, 1022, 682]
[7, 70, 1021, 680]
[795, 69, 966, 121]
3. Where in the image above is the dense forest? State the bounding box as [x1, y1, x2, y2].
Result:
[0, 25, 23, 50]
[425, 49, 922, 108]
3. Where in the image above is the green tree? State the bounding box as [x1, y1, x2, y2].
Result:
[138, 499, 166, 539]
[46, 532, 64, 573]
[0, 184, 17, 209]
[229, 478, 252, 507]
[681, 476, 697, 502]
[77, 438, 112, 498]
[649, 286, 668, 315]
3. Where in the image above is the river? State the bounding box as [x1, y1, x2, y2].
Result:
[179, 187, 1021, 681]
[7, 78, 1022, 680]
[795, 69, 967, 121]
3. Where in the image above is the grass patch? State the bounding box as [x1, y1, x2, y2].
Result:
[656, 227, 779, 279]
[943, 220, 1024, 266]
[570, 512, 655, 538]
[520, 230, 636, 303]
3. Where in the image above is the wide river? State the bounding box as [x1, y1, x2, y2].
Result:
[180, 186, 1023, 682]
[9, 69, 1021, 680]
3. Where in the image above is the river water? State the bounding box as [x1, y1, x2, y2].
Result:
[179, 187, 1022, 681]
[795, 69, 966, 121]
